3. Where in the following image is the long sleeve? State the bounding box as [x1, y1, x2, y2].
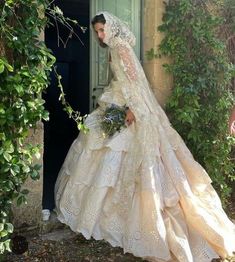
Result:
[113, 41, 153, 122]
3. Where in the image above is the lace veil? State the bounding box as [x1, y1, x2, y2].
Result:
[91, 11, 168, 121]
[92, 11, 136, 48]
[91, 11, 212, 212]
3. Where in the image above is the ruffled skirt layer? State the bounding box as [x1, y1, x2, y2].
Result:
[55, 107, 235, 262]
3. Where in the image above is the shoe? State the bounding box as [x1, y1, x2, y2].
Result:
[42, 209, 50, 221]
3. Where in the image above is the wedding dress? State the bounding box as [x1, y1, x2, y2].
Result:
[54, 11, 235, 262]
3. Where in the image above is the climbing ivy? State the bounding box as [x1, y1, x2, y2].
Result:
[148, 0, 235, 203]
[0, 0, 86, 255]
[0, 0, 54, 255]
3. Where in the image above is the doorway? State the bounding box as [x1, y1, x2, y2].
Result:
[42, 0, 142, 213]
[43, 0, 90, 211]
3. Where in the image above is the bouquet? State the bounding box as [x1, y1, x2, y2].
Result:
[100, 104, 128, 137]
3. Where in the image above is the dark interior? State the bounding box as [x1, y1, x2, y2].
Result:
[43, 0, 90, 210]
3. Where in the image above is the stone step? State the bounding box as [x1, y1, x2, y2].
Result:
[39, 210, 67, 234]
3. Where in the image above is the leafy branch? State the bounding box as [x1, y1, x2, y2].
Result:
[46, 5, 87, 48]
[0, 0, 88, 256]
[54, 67, 89, 133]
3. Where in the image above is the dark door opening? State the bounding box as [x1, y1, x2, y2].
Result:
[43, 0, 90, 211]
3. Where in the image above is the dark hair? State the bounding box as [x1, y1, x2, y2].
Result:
[91, 14, 107, 48]
[91, 14, 106, 26]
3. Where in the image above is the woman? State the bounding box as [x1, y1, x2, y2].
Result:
[55, 11, 235, 262]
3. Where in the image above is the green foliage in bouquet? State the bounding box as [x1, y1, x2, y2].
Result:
[100, 105, 127, 137]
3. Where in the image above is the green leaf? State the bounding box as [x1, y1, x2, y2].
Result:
[0, 230, 8, 238]
[5, 180, 15, 190]
[0, 242, 4, 254]
[16, 195, 26, 206]
[5, 223, 13, 233]
[6, 144, 14, 154]
[0, 224, 4, 232]
[15, 85, 24, 93]
[30, 170, 40, 180]
[4, 239, 11, 252]
[35, 152, 41, 159]
[33, 164, 41, 171]
[3, 152, 12, 162]
[12, 164, 20, 174]
[22, 165, 30, 173]
[5, 63, 13, 72]
[10, 169, 16, 176]
[0, 64, 4, 74]
[21, 71, 30, 77]
[21, 189, 29, 195]
[0, 133, 6, 141]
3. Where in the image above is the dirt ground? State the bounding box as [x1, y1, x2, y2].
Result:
[4, 229, 235, 262]
[4, 201, 235, 262]
[5, 229, 148, 262]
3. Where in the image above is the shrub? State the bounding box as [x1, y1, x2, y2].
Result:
[148, 0, 235, 202]
[0, 0, 54, 255]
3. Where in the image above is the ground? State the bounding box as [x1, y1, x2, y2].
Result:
[5, 228, 147, 262]
[4, 200, 235, 262]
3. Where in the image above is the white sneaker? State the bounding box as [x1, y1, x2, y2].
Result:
[42, 209, 50, 221]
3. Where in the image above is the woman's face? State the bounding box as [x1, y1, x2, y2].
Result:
[93, 22, 105, 42]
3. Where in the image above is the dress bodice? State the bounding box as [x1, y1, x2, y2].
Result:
[97, 60, 126, 108]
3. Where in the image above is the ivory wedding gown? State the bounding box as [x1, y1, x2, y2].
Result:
[54, 11, 235, 262]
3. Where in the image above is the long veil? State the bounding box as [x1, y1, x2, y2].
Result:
[92, 11, 212, 198]
[91, 11, 235, 258]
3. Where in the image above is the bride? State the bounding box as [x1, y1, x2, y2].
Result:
[54, 11, 235, 262]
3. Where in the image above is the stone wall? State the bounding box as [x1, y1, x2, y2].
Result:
[12, 122, 43, 230]
[142, 0, 173, 108]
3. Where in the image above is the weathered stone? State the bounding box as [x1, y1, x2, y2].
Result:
[39, 211, 66, 234]
[40, 228, 76, 241]
[143, 0, 173, 108]
[12, 122, 43, 230]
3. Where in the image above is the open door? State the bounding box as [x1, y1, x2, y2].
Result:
[90, 0, 141, 111]
[43, 0, 90, 211]
[42, 0, 141, 213]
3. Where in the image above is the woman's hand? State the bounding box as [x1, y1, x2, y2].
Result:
[125, 108, 136, 126]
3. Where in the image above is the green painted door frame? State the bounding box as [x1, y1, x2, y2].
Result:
[89, 0, 141, 111]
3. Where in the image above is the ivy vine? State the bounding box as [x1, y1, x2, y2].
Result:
[147, 0, 235, 203]
[0, 0, 86, 255]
